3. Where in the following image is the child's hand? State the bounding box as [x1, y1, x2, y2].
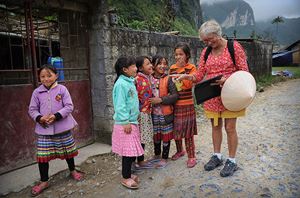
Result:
[39, 115, 49, 128]
[149, 97, 162, 104]
[123, 124, 132, 134]
[45, 115, 56, 125]
[39, 115, 48, 123]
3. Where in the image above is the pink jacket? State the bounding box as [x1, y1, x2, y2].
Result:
[28, 84, 77, 135]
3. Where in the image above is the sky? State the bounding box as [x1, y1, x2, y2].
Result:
[200, 0, 300, 21]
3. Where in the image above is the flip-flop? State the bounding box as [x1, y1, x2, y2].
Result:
[131, 174, 140, 183]
[147, 158, 161, 164]
[31, 182, 49, 197]
[136, 161, 155, 169]
[154, 160, 168, 169]
[171, 151, 186, 160]
[121, 178, 139, 189]
[71, 171, 83, 181]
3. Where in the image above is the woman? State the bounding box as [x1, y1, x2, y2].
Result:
[176, 20, 249, 177]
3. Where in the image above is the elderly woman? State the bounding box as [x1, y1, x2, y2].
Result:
[176, 20, 249, 177]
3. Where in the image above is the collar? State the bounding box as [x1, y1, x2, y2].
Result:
[37, 82, 58, 92]
[137, 72, 151, 80]
[119, 74, 135, 83]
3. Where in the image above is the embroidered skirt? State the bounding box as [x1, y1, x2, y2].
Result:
[36, 131, 78, 163]
[152, 114, 173, 142]
[112, 124, 144, 157]
[173, 104, 197, 140]
[139, 112, 154, 145]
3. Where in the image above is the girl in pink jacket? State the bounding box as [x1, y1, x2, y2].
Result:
[28, 64, 82, 196]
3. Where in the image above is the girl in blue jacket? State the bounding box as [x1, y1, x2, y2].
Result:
[111, 56, 144, 189]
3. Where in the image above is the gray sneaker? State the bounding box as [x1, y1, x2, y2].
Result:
[220, 159, 238, 177]
[204, 155, 223, 171]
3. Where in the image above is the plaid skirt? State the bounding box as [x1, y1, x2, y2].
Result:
[152, 114, 173, 142]
[173, 104, 197, 140]
[36, 131, 78, 163]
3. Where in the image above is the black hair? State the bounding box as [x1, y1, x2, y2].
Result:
[135, 56, 151, 71]
[174, 42, 191, 61]
[151, 54, 168, 68]
[38, 64, 57, 76]
[114, 56, 136, 83]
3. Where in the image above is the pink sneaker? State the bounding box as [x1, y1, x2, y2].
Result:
[171, 151, 185, 160]
[187, 158, 197, 168]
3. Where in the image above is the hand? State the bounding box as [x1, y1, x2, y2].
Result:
[45, 114, 56, 125]
[149, 97, 162, 104]
[123, 124, 132, 134]
[39, 115, 50, 128]
[170, 74, 193, 82]
[211, 77, 226, 87]
[39, 115, 48, 124]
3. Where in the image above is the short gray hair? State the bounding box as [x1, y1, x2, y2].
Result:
[198, 19, 222, 39]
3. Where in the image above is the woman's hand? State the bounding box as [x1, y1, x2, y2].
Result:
[149, 97, 162, 104]
[213, 77, 226, 87]
[123, 124, 132, 134]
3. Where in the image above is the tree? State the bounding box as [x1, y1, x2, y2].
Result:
[271, 16, 284, 40]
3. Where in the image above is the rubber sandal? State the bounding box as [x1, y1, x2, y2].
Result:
[154, 160, 168, 169]
[121, 178, 138, 189]
[71, 171, 83, 181]
[187, 158, 197, 168]
[136, 161, 154, 169]
[171, 151, 186, 160]
[147, 157, 161, 164]
[131, 174, 140, 183]
[31, 182, 49, 197]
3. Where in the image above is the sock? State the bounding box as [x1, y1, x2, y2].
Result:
[213, 153, 222, 160]
[228, 157, 236, 164]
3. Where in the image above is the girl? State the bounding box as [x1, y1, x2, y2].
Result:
[28, 64, 82, 196]
[169, 42, 198, 168]
[135, 56, 154, 168]
[149, 55, 178, 168]
[112, 56, 144, 189]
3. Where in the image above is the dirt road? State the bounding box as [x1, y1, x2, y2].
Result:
[5, 79, 300, 198]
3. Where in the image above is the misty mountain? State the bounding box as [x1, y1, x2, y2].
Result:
[201, 0, 300, 45]
[201, 0, 255, 37]
[256, 17, 300, 46]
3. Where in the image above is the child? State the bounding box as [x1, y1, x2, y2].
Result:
[28, 64, 83, 196]
[135, 56, 155, 168]
[149, 55, 178, 168]
[169, 42, 198, 168]
[111, 56, 144, 189]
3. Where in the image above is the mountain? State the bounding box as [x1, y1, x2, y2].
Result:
[201, 0, 255, 38]
[201, 0, 300, 45]
[256, 17, 300, 45]
[107, 0, 202, 36]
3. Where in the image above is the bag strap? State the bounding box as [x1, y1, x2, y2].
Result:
[204, 46, 212, 64]
[227, 39, 236, 66]
[204, 39, 236, 66]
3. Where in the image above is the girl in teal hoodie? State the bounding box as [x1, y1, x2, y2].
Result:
[111, 56, 144, 189]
